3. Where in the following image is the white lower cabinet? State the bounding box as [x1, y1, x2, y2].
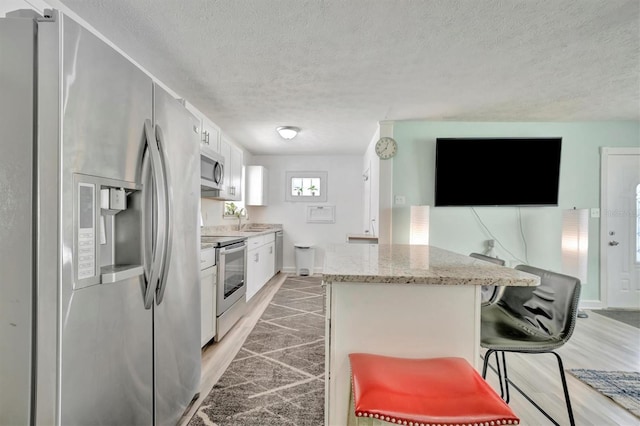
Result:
[262, 242, 275, 284]
[246, 246, 260, 301]
[246, 233, 276, 301]
[200, 248, 217, 347]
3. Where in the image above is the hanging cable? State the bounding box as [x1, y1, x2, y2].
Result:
[471, 207, 527, 264]
[517, 207, 529, 264]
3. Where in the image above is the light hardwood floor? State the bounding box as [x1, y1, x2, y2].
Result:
[179, 273, 289, 426]
[180, 275, 640, 426]
[484, 310, 640, 426]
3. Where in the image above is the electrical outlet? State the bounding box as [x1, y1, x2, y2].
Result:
[591, 208, 600, 218]
[394, 195, 406, 205]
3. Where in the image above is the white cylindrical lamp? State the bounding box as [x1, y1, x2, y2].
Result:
[561, 208, 589, 283]
[410, 205, 430, 245]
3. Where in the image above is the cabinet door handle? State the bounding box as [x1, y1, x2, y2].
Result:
[269, 246, 273, 254]
[255, 253, 259, 262]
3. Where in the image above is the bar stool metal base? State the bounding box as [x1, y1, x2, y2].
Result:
[482, 349, 576, 426]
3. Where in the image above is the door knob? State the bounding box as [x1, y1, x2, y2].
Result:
[609, 241, 619, 246]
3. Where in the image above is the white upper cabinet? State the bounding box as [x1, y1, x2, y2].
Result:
[182, 100, 242, 201]
[220, 135, 243, 201]
[182, 101, 221, 154]
[201, 117, 221, 154]
[245, 165, 268, 206]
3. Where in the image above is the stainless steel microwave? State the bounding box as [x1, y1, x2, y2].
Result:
[200, 146, 224, 192]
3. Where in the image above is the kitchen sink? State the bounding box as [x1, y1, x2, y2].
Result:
[241, 226, 273, 232]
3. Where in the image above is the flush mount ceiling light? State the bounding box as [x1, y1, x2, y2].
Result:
[276, 126, 300, 140]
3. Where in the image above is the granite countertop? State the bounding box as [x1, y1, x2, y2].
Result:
[201, 223, 282, 239]
[346, 233, 379, 240]
[200, 242, 216, 250]
[322, 244, 540, 286]
[202, 229, 275, 238]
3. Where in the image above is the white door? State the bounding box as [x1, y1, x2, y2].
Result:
[602, 148, 640, 309]
[363, 163, 371, 233]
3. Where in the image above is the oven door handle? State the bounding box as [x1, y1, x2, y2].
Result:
[219, 245, 246, 256]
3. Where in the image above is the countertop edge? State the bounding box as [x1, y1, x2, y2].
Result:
[201, 228, 281, 238]
[322, 273, 540, 286]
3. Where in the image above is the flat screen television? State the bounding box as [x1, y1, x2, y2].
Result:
[434, 137, 562, 206]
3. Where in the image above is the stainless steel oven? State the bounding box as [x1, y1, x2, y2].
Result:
[217, 239, 246, 312]
[201, 236, 247, 341]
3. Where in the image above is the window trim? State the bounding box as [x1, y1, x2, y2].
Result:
[285, 171, 328, 202]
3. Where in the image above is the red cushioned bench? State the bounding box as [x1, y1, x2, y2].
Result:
[348, 353, 519, 426]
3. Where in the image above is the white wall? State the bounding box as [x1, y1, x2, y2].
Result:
[377, 121, 395, 244]
[362, 128, 380, 236]
[246, 155, 363, 273]
[200, 197, 226, 226]
[390, 120, 640, 305]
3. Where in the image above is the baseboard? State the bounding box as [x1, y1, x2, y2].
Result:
[282, 266, 324, 275]
[579, 299, 603, 310]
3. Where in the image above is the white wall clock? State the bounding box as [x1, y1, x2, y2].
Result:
[375, 137, 397, 159]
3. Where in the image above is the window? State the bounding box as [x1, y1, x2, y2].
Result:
[224, 201, 246, 218]
[285, 171, 327, 202]
[291, 177, 321, 197]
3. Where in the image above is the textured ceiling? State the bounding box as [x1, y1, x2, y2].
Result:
[49, 0, 639, 155]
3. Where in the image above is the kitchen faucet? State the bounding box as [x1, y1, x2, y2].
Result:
[237, 208, 246, 230]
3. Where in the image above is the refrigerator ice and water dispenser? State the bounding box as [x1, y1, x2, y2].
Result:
[75, 175, 144, 289]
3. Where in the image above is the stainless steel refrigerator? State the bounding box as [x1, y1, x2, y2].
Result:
[0, 9, 201, 426]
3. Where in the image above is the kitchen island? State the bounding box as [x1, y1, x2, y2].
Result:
[322, 244, 539, 426]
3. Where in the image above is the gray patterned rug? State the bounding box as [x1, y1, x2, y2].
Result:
[567, 369, 640, 418]
[590, 309, 640, 329]
[188, 275, 325, 425]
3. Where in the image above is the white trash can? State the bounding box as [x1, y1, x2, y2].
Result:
[294, 244, 315, 276]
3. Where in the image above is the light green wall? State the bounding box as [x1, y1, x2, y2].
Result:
[391, 121, 640, 302]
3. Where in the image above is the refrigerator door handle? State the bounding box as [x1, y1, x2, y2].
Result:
[154, 124, 173, 305]
[142, 119, 168, 309]
[140, 142, 153, 307]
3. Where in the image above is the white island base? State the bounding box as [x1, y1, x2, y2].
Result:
[324, 281, 481, 426]
[321, 244, 539, 426]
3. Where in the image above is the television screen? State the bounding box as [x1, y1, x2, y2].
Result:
[434, 137, 562, 206]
